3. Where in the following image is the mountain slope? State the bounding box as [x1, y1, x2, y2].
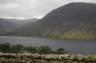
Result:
[4, 18, 39, 36]
[6, 18, 38, 27]
[0, 19, 17, 35]
[8, 2, 96, 39]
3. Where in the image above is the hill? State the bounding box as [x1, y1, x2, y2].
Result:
[0, 18, 17, 35]
[6, 18, 38, 26]
[6, 2, 96, 39]
[4, 18, 39, 36]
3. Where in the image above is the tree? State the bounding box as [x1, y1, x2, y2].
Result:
[0, 43, 10, 53]
[38, 46, 52, 54]
[56, 48, 65, 54]
[11, 44, 24, 53]
[24, 46, 38, 53]
[0, 44, 3, 52]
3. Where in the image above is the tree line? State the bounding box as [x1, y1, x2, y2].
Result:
[0, 43, 68, 54]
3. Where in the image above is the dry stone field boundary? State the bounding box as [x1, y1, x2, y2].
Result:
[0, 53, 96, 63]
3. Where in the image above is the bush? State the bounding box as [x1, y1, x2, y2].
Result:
[0, 43, 10, 53]
[24, 46, 38, 53]
[10, 44, 24, 53]
[56, 48, 65, 54]
[38, 46, 52, 54]
[0, 43, 68, 54]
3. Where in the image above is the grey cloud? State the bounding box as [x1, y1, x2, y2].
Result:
[0, 0, 15, 4]
[0, 0, 96, 19]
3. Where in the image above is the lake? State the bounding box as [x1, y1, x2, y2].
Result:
[0, 36, 96, 54]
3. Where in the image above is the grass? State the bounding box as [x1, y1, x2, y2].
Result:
[63, 30, 96, 39]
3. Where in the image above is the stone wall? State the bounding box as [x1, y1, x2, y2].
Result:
[0, 53, 96, 63]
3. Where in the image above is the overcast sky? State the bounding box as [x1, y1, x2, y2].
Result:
[0, 0, 96, 19]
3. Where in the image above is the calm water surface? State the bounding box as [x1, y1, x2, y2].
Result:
[0, 36, 96, 54]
